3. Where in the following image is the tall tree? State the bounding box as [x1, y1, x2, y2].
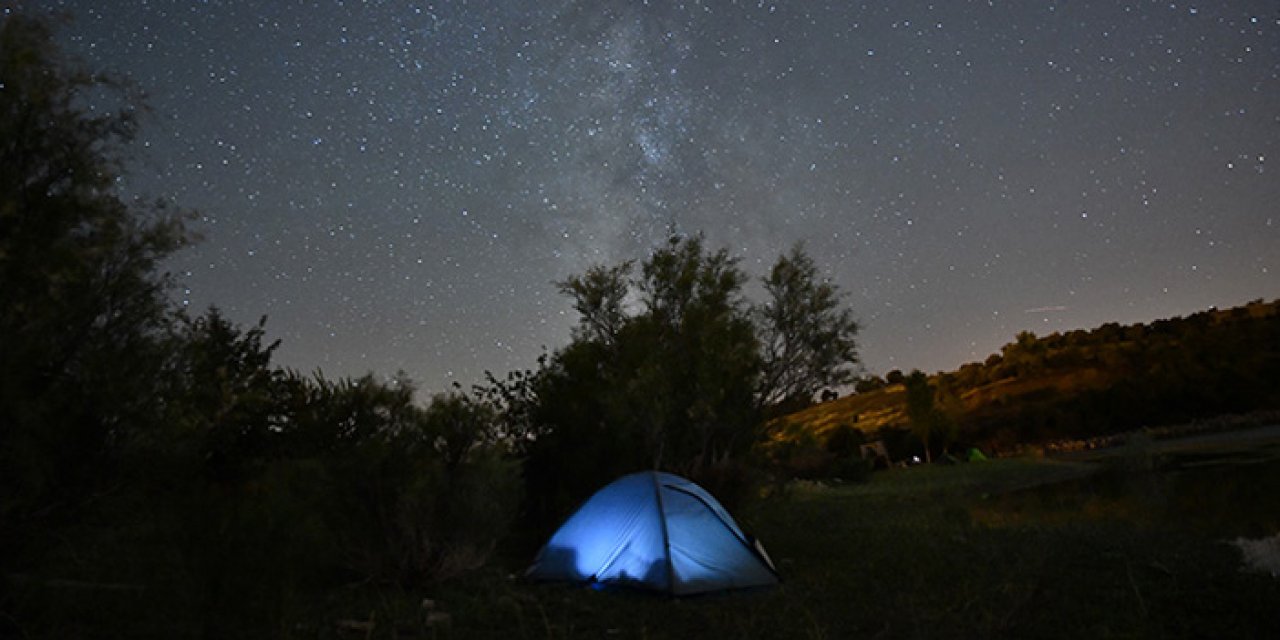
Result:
[633, 235, 759, 470]
[757, 243, 860, 413]
[516, 235, 761, 523]
[508, 235, 866, 521]
[0, 13, 189, 518]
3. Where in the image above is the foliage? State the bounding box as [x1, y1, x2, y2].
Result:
[148, 309, 285, 482]
[303, 383, 518, 585]
[903, 369, 958, 462]
[903, 370, 934, 461]
[514, 235, 760, 525]
[12, 311, 522, 636]
[760, 421, 872, 484]
[556, 261, 632, 345]
[1, 15, 520, 636]
[634, 235, 762, 470]
[506, 234, 862, 526]
[757, 243, 861, 414]
[777, 299, 1280, 455]
[153, 314, 521, 587]
[0, 12, 190, 525]
[853, 374, 887, 393]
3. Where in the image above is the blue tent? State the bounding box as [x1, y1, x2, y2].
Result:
[526, 471, 779, 595]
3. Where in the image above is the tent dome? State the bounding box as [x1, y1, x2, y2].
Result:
[526, 471, 778, 595]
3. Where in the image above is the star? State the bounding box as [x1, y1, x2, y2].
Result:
[41, 0, 1280, 390]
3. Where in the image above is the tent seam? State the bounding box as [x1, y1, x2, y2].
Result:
[650, 470, 676, 594]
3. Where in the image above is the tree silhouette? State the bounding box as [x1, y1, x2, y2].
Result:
[757, 242, 861, 414]
[0, 13, 189, 519]
[904, 369, 958, 463]
[520, 235, 761, 519]
[511, 234, 868, 521]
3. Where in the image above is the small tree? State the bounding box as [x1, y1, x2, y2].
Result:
[756, 243, 860, 414]
[854, 375, 887, 394]
[904, 370, 935, 462]
[158, 308, 283, 482]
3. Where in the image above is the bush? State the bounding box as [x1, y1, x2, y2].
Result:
[687, 457, 766, 513]
[278, 385, 522, 586]
[324, 435, 520, 584]
[759, 426, 873, 484]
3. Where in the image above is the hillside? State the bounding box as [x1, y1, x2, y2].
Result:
[769, 298, 1280, 457]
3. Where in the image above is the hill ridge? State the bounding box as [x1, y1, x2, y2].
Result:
[771, 298, 1280, 455]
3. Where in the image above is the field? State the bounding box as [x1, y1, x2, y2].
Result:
[310, 427, 1280, 639]
[14, 429, 1279, 639]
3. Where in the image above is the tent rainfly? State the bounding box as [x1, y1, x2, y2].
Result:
[525, 471, 779, 595]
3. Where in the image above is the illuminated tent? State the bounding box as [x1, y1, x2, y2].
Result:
[525, 471, 779, 595]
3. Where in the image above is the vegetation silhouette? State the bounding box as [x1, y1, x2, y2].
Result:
[482, 234, 861, 531]
[1, 15, 518, 636]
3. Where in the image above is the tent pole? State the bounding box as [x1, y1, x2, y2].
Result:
[650, 470, 676, 594]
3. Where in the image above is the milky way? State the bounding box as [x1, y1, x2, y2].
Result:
[39, 1, 1280, 391]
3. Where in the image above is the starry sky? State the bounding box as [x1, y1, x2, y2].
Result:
[36, 1, 1280, 392]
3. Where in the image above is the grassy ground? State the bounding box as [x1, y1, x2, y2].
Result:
[12, 439, 1278, 638]
[314, 445, 1280, 640]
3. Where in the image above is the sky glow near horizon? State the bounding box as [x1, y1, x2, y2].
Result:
[38, 1, 1280, 392]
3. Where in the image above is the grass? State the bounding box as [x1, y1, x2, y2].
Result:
[309, 446, 1280, 639]
[11, 440, 1278, 638]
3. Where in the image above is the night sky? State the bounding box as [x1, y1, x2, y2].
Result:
[38, 1, 1280, 393]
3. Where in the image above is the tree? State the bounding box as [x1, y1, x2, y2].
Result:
[854, 375, 887, 394]
[543, 234, 761, 472]
[756, 243, 860, 413]
[634, 235, 760, 470]
[903, 370, 960, 463]
[155, 309, 285, 482]
[512, 234, 867, 522]
[422, 391, 499, 473]
[556, 262, 632, 345]
[515, 235, 763, 524]
[0, 13, 189, 519]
